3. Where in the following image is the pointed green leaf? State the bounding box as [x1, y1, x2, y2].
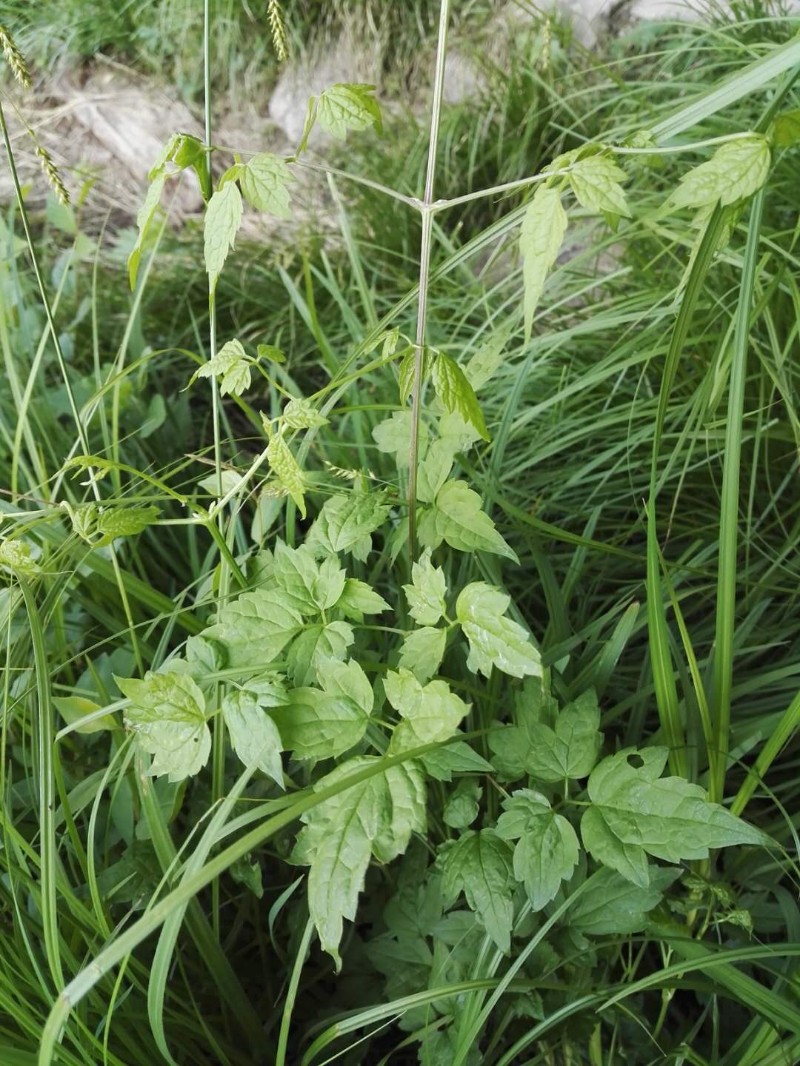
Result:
[570, 867, 679, 936]
[581, 747, 768, 886]
[118, 671, 210, 782]
[569, 154, 631, 218]
[427, 481, 518, 562]
[316, 83, 382, 141]
[372, 411, 427, 469]
[266, 432, 307, 518]
[443, 779, 482, 829]
[128, 171, 166, 289]
[287, 620, 354, 686]
[421, 742, 493, 781]
[524, 689, 602, 783]
[283, 397, 329, 430]
[398, 626, 447, 684]
[240, 152, 293, 217]
[438, 830, 514, 953]
[385, 668, 470, 753]
[671, 134, 770, 210]
[94, 504, 159, 544]
[519, 184, 568, 340]
[306, 492, 390, 561]
[403, 548, 447, 626]
[456, 581, 540, 678]
[335, 578, 390, 620]
[294, 755, 425, 966]
[204, 181, 243, 292]
[496, 789, 579, 910]
[431, 353, 490, 442]
[201, 589, 303, 672]
[273, 657, 371, 760]
[222, 690, 284, 785]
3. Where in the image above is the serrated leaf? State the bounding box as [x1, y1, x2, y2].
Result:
[421, 741, 492, 781]
[496, 789, 579, 910]
[427, 481, 518, 562]
[204, 181, 243, 292]
[397, 347, 418, 406]
[581, 747, 768, 887]
[519, 184, 568, 341]
[372, 410, 427, 469]
[316, 83, 382, 141]
[398, 626, 447, 684]
[524, 689, 602, 783]
[257, 343, 286, 364]
[570, 866, 678, 936]
[118, 671, 210, 782]
[416, 439, 455, 505]
[306, 492, 390, 561]
[438, 830, 514, 953]
[194, 339, 247, 385]
[266, 432, 307, 518]
[385, 669, 470, 753]
[464, 327, 510, 392]
[335, 578, 390, 620]
[403, 548, 447, 626]
[273, 657, 370, 760]
[283, 397, 328, 430]
[94, 505, 159, 544]
[456, 582, 540, 678]
[569, 154, 631, 218]
[128, 171, 166, 289]
[431, 353, 490, 442]
[287, 620, 354, 686]
[294, 755, 425, 966]
[272, 541, 345, 615]
[671, 135, 770, 210]
[0, 538, 40, 576]
[239, 152, 293, 218]
[222, 690, 284, 785]
[443, 779, 482, 829]
[201, 589, 303, 672]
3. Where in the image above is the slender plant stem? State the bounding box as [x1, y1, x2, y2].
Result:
[407, 0, 450, 557]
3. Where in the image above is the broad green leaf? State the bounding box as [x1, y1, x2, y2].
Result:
[272, 657, 370, 760]
[570, 867, 679, 936]
[335, 578, 390, 620]
[128, 171, 166, 289]
[0, 538, 39, 576]
[53, 696, 116, 734]
[204, 181, 243, 292]
[421, 742, 492, 781]
[773, 108, 800, 147]
[496, 789, 579, 910]
[193, 339, 249, 396]
[294, 755, 425, 966]
[437, 411, 483, 456]
[581, 747, 768, 887]
[671, 134, 770, 210]
[287, 620, 354, 686]
[465, 326, 510, 391]
[372, 411, 427, 469]
[385, 668, 470, 753]
[266, 432, 307, 518]
[487, 677, 563, 780]
[443, 779, 482, 829]
[519, 184, 568, 340]
[117, 671, 210, 782]
[431, 352, 490, 442]
[438, 830, 514, 953]
[272, 541, 345, 615]
[201, 589, 303, 672]
[416, 440, 455, 505]
[398, 626, 447, 684]
[403, 548, 447, 626]
[222, 690, 284, 785]
[93, 505, 159, 544]
[257, 342, 286, 364]
[283, 397, 328, 430]
[524, 689, 602, 783]
[568, 154, 631, 218]
[456, 582, 540, 678]
[306, 491, 390, 561]
[239, 152, 293, 218]
[427, 481, 518, 562]
[316, 83, 382, 141]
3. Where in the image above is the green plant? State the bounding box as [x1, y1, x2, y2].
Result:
[2, 4, 800, 1065]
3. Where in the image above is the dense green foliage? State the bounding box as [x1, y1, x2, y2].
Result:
[1, 2, 800, 1064]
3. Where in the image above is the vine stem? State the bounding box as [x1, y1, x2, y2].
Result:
[407, 0, 450, 559]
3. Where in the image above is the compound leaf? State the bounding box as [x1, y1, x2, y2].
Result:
[204, 180, 243, 292]
[240, 152, 293, 218]
[496, 789, 579, 911]
[403, 548, 447, 626]
[118, 671, 210, 782]
[569, 154, 631, 218]
[316, 83, 382, 141]
[201, 589, 303, 672]
[671, 134, 770, 210]
[306, 492, 390, 561]
[385, 668, 470, 753]
[222, 690, 284, 785]
[525, 689, 602, 783]
[438, 830, 514, 953]
[456, 581, 540, 678]
[427, 481, 518, 562]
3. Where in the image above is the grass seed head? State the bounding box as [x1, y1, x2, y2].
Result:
[0, 24, 32, 89]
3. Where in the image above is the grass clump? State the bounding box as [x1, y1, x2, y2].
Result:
[2, 3, 800, 1065]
